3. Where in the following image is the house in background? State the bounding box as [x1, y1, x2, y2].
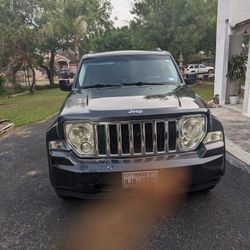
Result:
[55, 50, 78, 74]
[43, 50, 78, 76]
[214, 0, 250, 116]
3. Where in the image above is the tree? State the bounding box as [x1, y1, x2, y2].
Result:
[0, 0, 113, 87]
[33, 0, 65, 85]
[58, 0, 112, 62]
[87, 26, 135, 53]
[0, 0, 40, 92]
[35, 0, 112, 85]
[130, 0, 217, 60]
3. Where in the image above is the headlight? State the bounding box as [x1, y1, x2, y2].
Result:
[203, 131, 223, 144]
[178, 116, 206, 151]
[64, 122, 95, 155]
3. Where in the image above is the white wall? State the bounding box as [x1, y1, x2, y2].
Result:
[243, 43, 250, 116]
[214, 0, 230, 104]
[230, 0, 250, 28]
[215, 0, 250, 105]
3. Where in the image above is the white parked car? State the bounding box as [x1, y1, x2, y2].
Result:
[185, 64, 214, 75]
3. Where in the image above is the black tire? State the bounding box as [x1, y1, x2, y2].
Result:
[201, 185, 216, 193]
[208, 69, 213, 74]
[55, 191, 74, 201]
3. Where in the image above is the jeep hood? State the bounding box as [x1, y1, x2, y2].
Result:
[59, 85, 208, 120]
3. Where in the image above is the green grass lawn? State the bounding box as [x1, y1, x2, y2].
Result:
[0, 88, 67, 127]
[191, 84, 214, 102]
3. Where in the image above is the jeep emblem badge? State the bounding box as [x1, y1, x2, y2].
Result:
[128, 109, 143, 114]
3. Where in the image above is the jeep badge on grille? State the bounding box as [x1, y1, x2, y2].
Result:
[128, 109, 143, 114]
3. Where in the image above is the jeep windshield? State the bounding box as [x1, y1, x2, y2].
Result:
[77, 55, 182, 89]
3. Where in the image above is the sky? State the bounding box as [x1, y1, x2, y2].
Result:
[110, 0, 134, 27]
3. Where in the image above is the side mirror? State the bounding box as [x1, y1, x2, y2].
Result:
[59, 79, 72, 91]
[185, 74, 197, 85]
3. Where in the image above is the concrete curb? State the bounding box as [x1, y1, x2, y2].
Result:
[32, 112, 58, 125]
[7, 91, 30, 98]
[226, 138, 250, 166]
[17, 112, 59, 129]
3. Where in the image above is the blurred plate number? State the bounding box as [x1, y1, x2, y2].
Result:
[122, 171, 159, 188]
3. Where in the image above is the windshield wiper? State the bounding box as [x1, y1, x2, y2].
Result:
[83, 83, 122, 89]
[121, 82, 166, 87]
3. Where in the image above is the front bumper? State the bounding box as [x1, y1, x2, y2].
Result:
[48, 140, 225, 198]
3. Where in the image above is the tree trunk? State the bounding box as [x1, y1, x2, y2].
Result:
[48, 49, 55, 85]
[29, 67, 36, 94]
[42, 65, 54, 86]
[24, 68, 28, 89]
[27, 67, 30, 90]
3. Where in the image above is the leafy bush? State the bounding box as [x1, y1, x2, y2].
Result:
[228, 54, 247, 81]
[228, 54, 247, 95]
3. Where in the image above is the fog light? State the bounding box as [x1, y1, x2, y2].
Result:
[203, 131, 223, 144]
[81, 142, 92, 153]
[49, 140, 66, 150]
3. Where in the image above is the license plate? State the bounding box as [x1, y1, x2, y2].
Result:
[122, 171, 159, 188]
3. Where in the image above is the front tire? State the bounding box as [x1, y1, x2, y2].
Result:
[200, 185, 216, 193]
[55, 190, 74, 201]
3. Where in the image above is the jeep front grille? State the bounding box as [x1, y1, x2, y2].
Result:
[95, 120, 178, 157]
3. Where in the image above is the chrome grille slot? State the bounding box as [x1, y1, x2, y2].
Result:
[168, 121, 177, 151]
[133, 123, 142, 154]
[121, 124, 130, 154]
[145, 123, 153, 153]
[109, 124, 118, 155]
[97, 125, 106, 155]
[156, 122, 166, 152]
[96, 120, 178, 157]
